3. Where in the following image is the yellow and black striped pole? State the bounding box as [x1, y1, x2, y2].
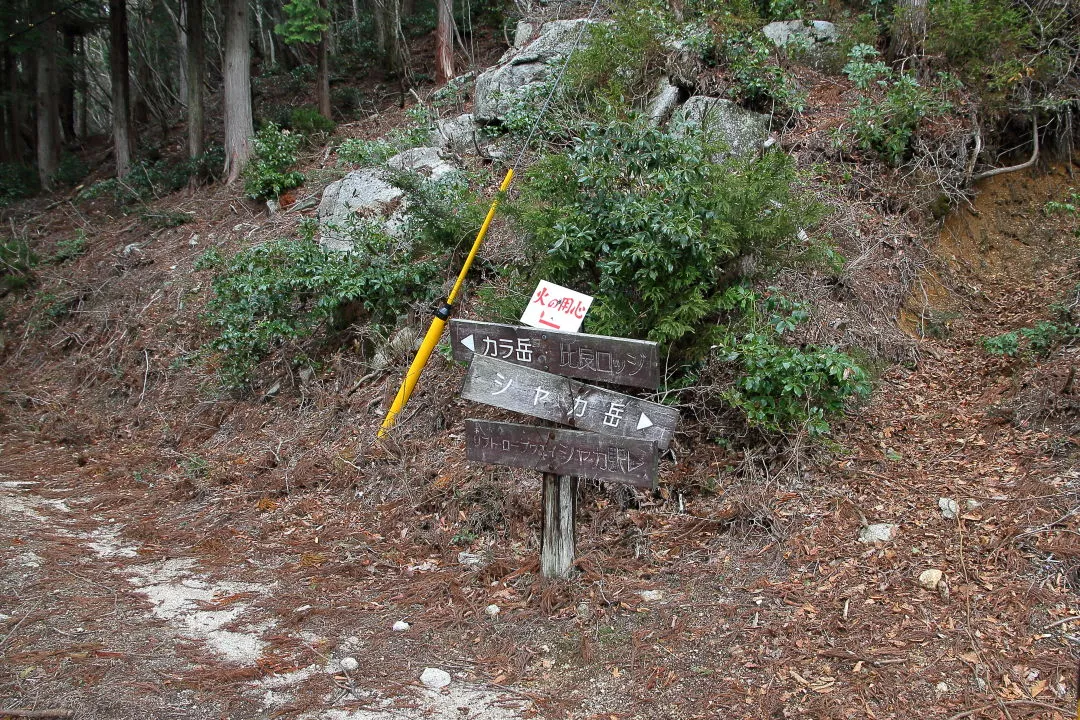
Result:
[377, 167, 514, 438]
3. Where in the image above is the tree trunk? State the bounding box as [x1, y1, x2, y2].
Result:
[36, 0, 61, 189]
[222, 0, 253, 184]
[317, 30, 331, 119]
[76, 36, 88, 138]
[176, 0, 189, 106]
[435, 0, 454, 83]
[60, 28, 77, 142]
[110, 0, 133, 177]
[889, 0, 928, 62]
[0, 50, 12, 163]
[186, 0, 205, 160]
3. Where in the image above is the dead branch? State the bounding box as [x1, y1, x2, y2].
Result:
[971, 117, 1039, 182]
[0, 710, 76, 719]
[946, 700, 1069, 719]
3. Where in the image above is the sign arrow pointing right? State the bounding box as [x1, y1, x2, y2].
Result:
[636, 412, 654, 431]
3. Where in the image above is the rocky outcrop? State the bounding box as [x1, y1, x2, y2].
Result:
[317, 148, 459, 252]
[473, 19, 602, 125]
[671, 97, 771, 157]
[762, 20, 840, 68]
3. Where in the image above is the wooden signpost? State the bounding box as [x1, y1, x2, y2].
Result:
[464, 419, 658, 488]
[460, 354, 679, 450]
[452, 319, 679, 579]
[449, 319, 660, 389]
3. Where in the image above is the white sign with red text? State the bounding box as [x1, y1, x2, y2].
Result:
[520, 280, 593, 333]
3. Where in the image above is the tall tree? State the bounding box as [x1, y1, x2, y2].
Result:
[276, 0, 332, 119]
[185, 0, 205, 161]
[36, 0, 61, 188]
[109, 0, 133, 177]
[435, 0, 453, 83]
[222, 0, 253, 184]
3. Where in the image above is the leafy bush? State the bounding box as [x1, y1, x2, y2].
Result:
[78, 147, 223, 206]
[53, 231, 87, 263]
[720, 31, 804, 112]
[924, 0, 1032, 95]
[713, 288, 871, 435]
[201, 171, 482, 387]
[567, 3, 668, 112]
[201, 233, 442, 388]
[290, 105, 336, 136]
[336, 108, 432, 167]
[843, 45, 956, 166]
[0, 236, 36, 294]
[243, 123, 305, 201]
[52, 153, 89, 188]
[0, 164, 39, 204]
[512, 118, 820, 358]
[337, 137, 397, 166]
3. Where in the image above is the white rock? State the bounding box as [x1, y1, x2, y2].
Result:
[670, 97, 771, 158]
[485, 604, 501, 617]
[457, 551, 483, 567]
[938, 497, 959, 520]
[387, 147, 458, 181]
[858, 523, 897, 543]
[392, 620, 410, 632]
[638, 590, 664, 602]
[647, 78, 681, 126]
[340, 657, 359, 672]
[420, 667, 452, 689]
[965, 499, 981, 511]
[918, 568, 943, 590]
[935, 681, 949, 693]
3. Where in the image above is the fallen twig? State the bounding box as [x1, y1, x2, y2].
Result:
[946, 699, 1069, 719]
[0, 709, 76, 719]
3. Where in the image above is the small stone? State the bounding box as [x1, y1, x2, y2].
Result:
[485, 604, 501, 617]
[936, 681, 949, 693]
[576, 602, 591, 620]
[420, 667, 452, 689]
[858, 523, 897, 543]
[965, 499, 981, 511]
[639, 590, 664, 602]
[340, 657, 359, 672]
[919, 568, 943, 590]
[294, 604, 312, 613]
[457, 551, 483, 567]
[392, 620, 410, 632]
[938, 497, 959, 520]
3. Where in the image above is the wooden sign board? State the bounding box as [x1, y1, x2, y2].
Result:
[461, 355, 679, 450]
[465, 419, 658, 488]
[449, 319, 660, 390]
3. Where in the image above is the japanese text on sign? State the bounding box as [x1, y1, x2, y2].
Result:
[449, 320, 660, 390]
[465, 419, 658, 488]
[519, 280, 593, 333]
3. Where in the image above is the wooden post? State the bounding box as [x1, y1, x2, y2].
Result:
[540, 472, 576, 579]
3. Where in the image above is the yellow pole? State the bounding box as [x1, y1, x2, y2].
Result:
[378, 168, 515, 438]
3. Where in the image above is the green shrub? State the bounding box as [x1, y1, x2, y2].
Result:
[201, 233, 442, 388]
[0, 236, 36, 294]
[567, 3, 669, 112]
[713, 288, 871, 435]
[843, 45, 956, 166]
[201, 172, 480, 387]
[243, 122, 305, 201]
[337, 137, 397, 166]
[290, 105, 336, 136]
[720, 31, 805, 112]
[52, 153, 89, 188]
[53, 231, 87, 263]
[0, 164, 40, 203]
[924, 0, 1032, 95]
[983, 321, 1078, 358]
[512, 118, 821, 359]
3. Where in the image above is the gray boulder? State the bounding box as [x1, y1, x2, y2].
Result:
[317, 148, 459, 252]
[671, 97, 771, 157]
[762, 20, 840, 68]
[647, 78, 681, 126]
[474, 19, 601, 124]
[430, 113, 481, 154]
